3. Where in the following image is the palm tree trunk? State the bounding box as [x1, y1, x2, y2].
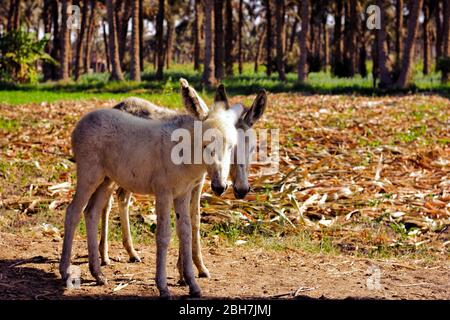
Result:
[254, 29, 265, 73]
[214, 0, 224, 80]
[238, 0, 243, 74]
[103, 21, 110, 72]
[422, 1, 430, 75]
[202, 0, 216, 87]
[298, 0, 310, 83]
[377, 0, 392, 87]
[442, 0, 450, 83]
[275, 0, 286, 81]
[264, 0, 273, 76]
[84, 0, 96, 74]
[74, 0, 89, 80]
[156, 0, 165, 79]
[139, 0, 144, 71]
[435, 0, 443, 67]
[165, 13, 174, 69]
[59, 0, 71, 81]
[395, 0, 424, 88]
[193, 0, 201, 71]
[130, 0, 141, 81]
[395, 0, 404, 70]
[106, 0, 125, 80]
[332, 0, 343, 75]
[224, 0, 234, 76]
[12, 0, 21, 30]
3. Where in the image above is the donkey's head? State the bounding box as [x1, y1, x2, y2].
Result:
[213, 84, 267, 199]
[180, 78, 243, 196]
[180, 79, 267, 199]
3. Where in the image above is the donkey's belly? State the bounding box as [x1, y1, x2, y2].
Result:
[105, 166, 155, 195]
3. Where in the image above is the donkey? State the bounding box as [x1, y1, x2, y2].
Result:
[60, 78, 244, 298]
[99, 83, 268, 285]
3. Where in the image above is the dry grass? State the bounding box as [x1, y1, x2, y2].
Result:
[0, 93, 448, 259]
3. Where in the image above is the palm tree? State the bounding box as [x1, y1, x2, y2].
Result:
[214, 0, 224, 80]
[193, 0, 201, 71]
[298, 0, 310, 83]
[395, 0, 423, 88]
[74, 0, 89, 80]
[155, 0, 165, 79]
[130, 0, 141, 81]
[275, 0, 286, 81]
[202, 0, 216, 87]
[442, 0, 450, 83]
[264, 0, 273, 76]
[106, 0, 125, 80]
[377, 0, 393, 87]
[224, 0, 234, 76]
[237, 0, 243, 74]
[59, 0, 71, 81]
[395, 0, 404, 70]
[84, 0, 97, 74]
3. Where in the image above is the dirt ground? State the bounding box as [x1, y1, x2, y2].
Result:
[0, 232, 448, 300]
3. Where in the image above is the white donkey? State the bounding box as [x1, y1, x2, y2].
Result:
[60, 78, 244, 298]
[98, 84, 268, 285]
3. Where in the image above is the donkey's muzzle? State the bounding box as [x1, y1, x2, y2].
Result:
[212, 182, 227, 196]
[233, 186, 250, 199]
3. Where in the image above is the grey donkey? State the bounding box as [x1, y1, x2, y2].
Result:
[60, 78, 244, 298]
[99, 84, 268, 285]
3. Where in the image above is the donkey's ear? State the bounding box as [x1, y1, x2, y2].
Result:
[180, 78, 209, 120]
[243, 89, 267, 127]
[214, 84, 230, 109]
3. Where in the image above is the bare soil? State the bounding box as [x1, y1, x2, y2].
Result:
[0, 232, 448, 300]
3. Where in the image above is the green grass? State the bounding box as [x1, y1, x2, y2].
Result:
[0, 63, 448, 106]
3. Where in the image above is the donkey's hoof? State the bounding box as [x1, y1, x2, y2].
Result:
[95, 274, 108, 285]
[198, 270, 210, 278]
[159, 289, 172, 300]
[101, 258, 111, 266]
[178, 278, 187, 286]
[129, 255, 141, 263]
[189, 288, 202, 298]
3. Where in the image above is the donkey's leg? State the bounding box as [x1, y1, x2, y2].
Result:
[155, 192, 173, 298]
[84, 178, 115, 285]
[175, 192, 201, 298]
[176, 178, 210, 284]
[60, 168, 105, 283]
[190, 177, 210, 278]
[117, 187, 141, 262]
[99, 195, 114, 266]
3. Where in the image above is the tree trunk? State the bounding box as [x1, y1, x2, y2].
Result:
[202, 0, 216, 87]
[49, 0, 60, 80]
[377, 0, 393, 87]
[166, 12, 174, 69]
[74, 0, 89, 80]
[238, 0, 243, 74]
[298, 0, 310, 83]
[264, 0, 273, 76]
[254, 28, 265, 73]
[7, 0, 15, 31]
[84, 0, 96, 74]
[103, 21, 110, 72]
[130, 0, 141, 81]
[12, 0, 21, 30]
[423, 1, 430, 75]
[395, 0, 404, 70]
[224, 0, 234, 76]
[59, 0, 71, 81]
[345, 0, 358, 76]
[442, 0, 450, 83]
[214, 0, 224, 80]
[323, 17, 329, 69]
[42, 0, 52, 81]
[332, 0, 343, 75]
[289, 15, 298, 52]
[193, 0, 201, 71]
[139, 0, 144, 71]
[395, 0, 424, 88]
[106, 0, 125, 80]
[275, 0, 286, 80]
[156, 0, 165, 79]
[435, 0, 443, 67]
